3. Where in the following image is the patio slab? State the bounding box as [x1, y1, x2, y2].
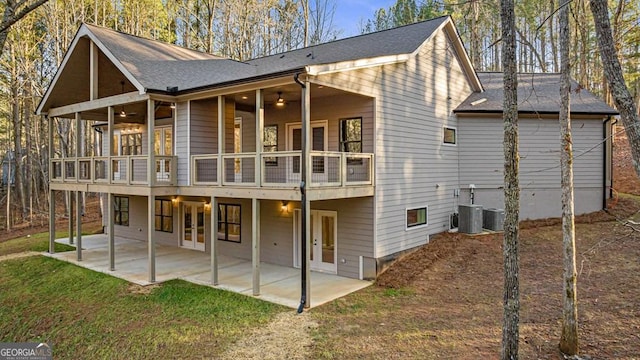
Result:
[44, 234, 371, 308]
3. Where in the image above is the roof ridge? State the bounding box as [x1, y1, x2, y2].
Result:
[246, 15, 450, 62]
[82, 22, 228, 61]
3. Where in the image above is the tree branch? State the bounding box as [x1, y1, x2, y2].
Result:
[0, 0, 49, 33]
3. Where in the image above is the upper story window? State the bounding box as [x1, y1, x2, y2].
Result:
[121, 133, 142, 155]
[443, 127, 456, 145]
[340, 117, 362, 153]
[263, 125, 278, 166]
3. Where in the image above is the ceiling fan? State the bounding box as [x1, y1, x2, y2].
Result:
[117, 81, 137, 118]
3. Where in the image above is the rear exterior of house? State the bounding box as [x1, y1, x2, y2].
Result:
[38, 17, 616, 304]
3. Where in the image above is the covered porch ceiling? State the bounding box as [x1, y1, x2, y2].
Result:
[47, 81, 370, 122]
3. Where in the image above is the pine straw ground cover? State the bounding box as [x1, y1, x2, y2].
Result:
[310, 196, 640, 359]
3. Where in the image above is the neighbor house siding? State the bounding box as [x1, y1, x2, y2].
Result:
[458, 116, 605, 219]
[319, 29, 474, 258]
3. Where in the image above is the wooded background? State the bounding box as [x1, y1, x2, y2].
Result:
[1, 0, 638, 229]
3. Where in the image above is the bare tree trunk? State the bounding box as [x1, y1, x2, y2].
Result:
[590, 0, 640, 176]
[549, 0, 558, 72]
[501, 0, 520, 358]
[558, 0, 579, 355]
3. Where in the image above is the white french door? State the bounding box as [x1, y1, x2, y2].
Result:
[294, 209, 337, 274]
[182, 202, 205, 251]
[286, 120, 328, 184]
[154, 126, 173, 181]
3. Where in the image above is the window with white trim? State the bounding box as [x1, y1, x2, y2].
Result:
[406, 206, 428, 229]
[443, 127, 456, 145]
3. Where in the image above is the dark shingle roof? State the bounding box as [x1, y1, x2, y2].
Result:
[87, 16, 449, 93]
[454, 72, 617, 115]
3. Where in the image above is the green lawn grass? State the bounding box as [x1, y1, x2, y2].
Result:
[0, 222, 104, 256]
[0, 256, 284, 359]
[0, 231, 75, 255]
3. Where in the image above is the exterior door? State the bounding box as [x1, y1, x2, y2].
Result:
[287, 121, 328, 183]
[182, 202, 205, 251]
[155, 126, 173, 181]
[294, 209, 337, 274]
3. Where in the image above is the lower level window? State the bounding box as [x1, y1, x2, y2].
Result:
[218, 204, 241, 242]
[114, 196, 129, 226]
[155, 199, 173, 233]
[406, 206, 428, 229]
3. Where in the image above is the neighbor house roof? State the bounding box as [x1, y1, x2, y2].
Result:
[454, 72, 618, 115]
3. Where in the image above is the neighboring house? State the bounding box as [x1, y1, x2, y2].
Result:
[36, 16, 616, 301]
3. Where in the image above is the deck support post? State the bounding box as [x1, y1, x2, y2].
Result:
[48, 116, 55, 254]
[108, 193, 115, 271]
[68, 190, 73, 244]
[148, 194, 156, 283]
[48, 190, 56, 253]
[75, 112, 82, 261]
[211, 195, 219, 285]
[252, 198, 261, 296]
[76, 190, 82, 261]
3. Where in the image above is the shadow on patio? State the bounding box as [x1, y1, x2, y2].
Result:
[43, 234, 371, 308]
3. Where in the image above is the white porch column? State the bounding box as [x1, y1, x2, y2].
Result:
[148, 194, 156, 283]
[147, 99, 155, 186]
[255, 89, 264, 186]
[107, 106, 114, 184]
[76, 190, 82, 261]
[48, 117, 56, 254]
[89, 42, 98, 101]
[48, 190, 56, 254]
[217, 96, 225, 185]
[252, 198, 261, 296]
[108, 193, 115, 271]
[210, 195, 219, 285]
[302, 80, 311, 307]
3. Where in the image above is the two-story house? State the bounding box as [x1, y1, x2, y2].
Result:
[37, 16, 616, 307]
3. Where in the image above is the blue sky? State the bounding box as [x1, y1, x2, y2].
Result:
[333, 0, 397, 38]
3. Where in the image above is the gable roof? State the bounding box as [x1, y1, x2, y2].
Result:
[454, 72, 618, 115]
[38, 15, 482, 114]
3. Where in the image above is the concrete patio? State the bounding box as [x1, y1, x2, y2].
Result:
[44, 234, 371, 308]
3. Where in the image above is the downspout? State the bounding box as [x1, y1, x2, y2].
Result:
[603, 116, 617, 209]
[294, 72, 307, 314]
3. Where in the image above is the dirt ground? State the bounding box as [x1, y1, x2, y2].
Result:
[312, 199, 640, 359]
[310, 126, 640, 359]
[613, 124, 640, 195]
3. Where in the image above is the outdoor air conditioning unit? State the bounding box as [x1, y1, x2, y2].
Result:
[483, 208, 505, 231]
[458, 204, 483, 234]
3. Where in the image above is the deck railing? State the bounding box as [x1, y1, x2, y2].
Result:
[50, 156, 177, 186]
[50, 152, 372, 189]
[191, 151, 374, 188]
